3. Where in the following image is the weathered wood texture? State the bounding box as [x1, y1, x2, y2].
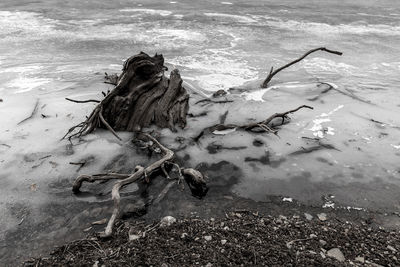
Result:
[65, 52, 189, 139]
[102, 52, 189, 132]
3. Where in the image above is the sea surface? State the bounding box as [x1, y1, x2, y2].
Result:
[0, 0, 400, 264]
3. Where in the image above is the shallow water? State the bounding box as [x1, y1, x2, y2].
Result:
[1, 0, 400, 264]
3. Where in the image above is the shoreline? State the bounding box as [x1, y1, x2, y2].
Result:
[23, 193, 400, 266]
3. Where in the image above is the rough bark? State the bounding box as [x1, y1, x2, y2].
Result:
[64, 52, 189, 140]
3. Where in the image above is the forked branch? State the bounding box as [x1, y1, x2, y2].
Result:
[261, 47, 343, 88]
[194, 105, 313, 142]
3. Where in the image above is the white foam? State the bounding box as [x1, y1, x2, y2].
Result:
[240, 87, 275, 102]
[262, 17, 400, 36]
[0, 65, 43, 74]
[204, 12, 257, 23]
[119, 8, 172, 16]
[170, 49, 258, 91]
[303, 58, 358, 76]
[221, 2, 233, 4]
[0, 11, 57, 38]
[309, 105, 344, 138]
[6, 77, 51, 93]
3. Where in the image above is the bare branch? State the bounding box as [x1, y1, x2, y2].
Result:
[65, 98, 101, 103]
[261, 47, 343, 88]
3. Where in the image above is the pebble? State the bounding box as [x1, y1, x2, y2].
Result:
[181, 233, 188, 239]
[204, 235, 212, 241]
[387, 245, 397, 252]
[129, 234, 140, 241]
[317, 213, 327, 221]
[309, 234, 317, 238]
[304, 213, 313, 221]
[320, 252, 326, 259]
[319, 239, 327, 246]
[160, 216, 176, 227]
[355, 256, 365, 263]
[221, 239, 227, 245]
[327, 248, 345, 262]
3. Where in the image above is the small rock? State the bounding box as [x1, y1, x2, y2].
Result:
[309, 234, 317, 238]
[30, 183, 37, 192]
[205, 263, 213, 267]
[319, 239, 327, 246]
[221, 239, 227, 245]
[387, 245, 397, 252]
[212, 89, 227, 97]
[161, 263, 168, 267]
[129, 234, 140, 241]
[160, 216, 176, 227]
[204, 235, 212, 241]
[304, 213, 313, 221]
[279, 215, 287, 220]
[223, 226, 230, 231]
[320, 252, 326, 259]
[355, 256, 365, 263]
[327, 248, 345, 262]
[317, 213, 327, 221]
[181, 233, 188, 239]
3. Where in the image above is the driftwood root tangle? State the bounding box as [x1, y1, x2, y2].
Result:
[72, 133, 207, 238]
[64, 52, 189, 140]
[194, 105, 313, 142]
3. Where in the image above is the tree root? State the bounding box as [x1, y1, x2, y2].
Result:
[261, 47, 343, 88]
[194, 105, 313, 142]
[72, 132, 207, 238]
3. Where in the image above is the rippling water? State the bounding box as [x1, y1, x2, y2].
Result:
[1, 0, 400, 263]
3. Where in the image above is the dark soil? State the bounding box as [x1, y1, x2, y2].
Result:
[24, 210, 400, 266]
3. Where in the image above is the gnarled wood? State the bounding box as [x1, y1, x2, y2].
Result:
[64, 52, 189, 140]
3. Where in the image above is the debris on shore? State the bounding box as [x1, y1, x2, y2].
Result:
[25, 211, 399, 266]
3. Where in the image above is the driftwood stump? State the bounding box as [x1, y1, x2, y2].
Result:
[64, 52, 189, 139]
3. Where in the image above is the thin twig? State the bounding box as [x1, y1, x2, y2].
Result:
[65, 98, 100, 103]
[99, 108, 122, 141]
[18, 99, 39, 125]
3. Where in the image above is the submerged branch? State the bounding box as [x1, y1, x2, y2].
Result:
[65, 98, 101, 104]
[18, 99, 39, 125]
[194, 105, 313, 142]
[261, 47, 343, 88]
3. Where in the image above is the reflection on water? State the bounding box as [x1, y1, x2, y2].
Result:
[0, 0, 400, 264]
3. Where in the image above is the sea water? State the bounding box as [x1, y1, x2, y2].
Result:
[0, 0, 400, 263]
